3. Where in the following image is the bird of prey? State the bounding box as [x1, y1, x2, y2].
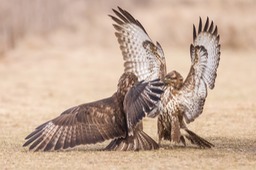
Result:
[110, 7, 220, 148]
[23, 72, 164, 151]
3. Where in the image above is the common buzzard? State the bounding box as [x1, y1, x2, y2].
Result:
[23, 72, 164, 151]
[110, 7, 220, 148]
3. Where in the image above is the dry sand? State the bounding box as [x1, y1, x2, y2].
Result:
[0, 34, 255, 169]
[0, 1, 256, 169]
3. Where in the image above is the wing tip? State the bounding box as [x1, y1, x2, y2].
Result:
[203, 17, 209, 32]
[213, 25, 218, 36]
[194, 17, 219, 40]
[193, 24, 196, 41]
[198, 17, 202, 34]
[110, 6, 148, 35]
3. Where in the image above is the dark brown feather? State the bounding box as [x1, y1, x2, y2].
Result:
[105, 123, 159, 151]
[110, 6, 148, 35]
[213, 25, 218, 35]
[112, 9, 129, 23]
[24, 73, 163, 151]
[203, 17, 209, 32]
[193, 25, 196, 41]
[198, 17, 202, 34]
[208, 21, 214, 33]
[24, 95, 127, 151]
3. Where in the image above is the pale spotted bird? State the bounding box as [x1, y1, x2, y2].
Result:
[23, 72, 164, 151]
[110, 7, 220, 148]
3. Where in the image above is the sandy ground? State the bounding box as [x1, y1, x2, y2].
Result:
[0, 30, 255, 169]
[0, 2, 256, 168]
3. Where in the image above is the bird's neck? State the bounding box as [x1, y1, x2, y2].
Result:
[170, 86, 180, 95]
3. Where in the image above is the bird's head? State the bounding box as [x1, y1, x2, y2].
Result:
[164, 71, 183, 90]
[117, 72, 138, 97]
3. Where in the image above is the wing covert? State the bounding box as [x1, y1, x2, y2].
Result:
[110, 6, 166, 81]
[23, 98, 126, 151]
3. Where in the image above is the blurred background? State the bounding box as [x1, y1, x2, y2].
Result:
[0, 0, 255, 56]
[0, 0, 255, 120]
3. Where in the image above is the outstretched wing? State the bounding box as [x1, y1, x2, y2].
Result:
[168, 17, 221, 123]
[192, 17, 221, 89]
[23, 97, 126, 151]
[109, 6, 166, 81]
[123, 79, 164, 135]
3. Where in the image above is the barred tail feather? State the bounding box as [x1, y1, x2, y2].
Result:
[184, 129, 214, 148]
[105, 130, 159, 151]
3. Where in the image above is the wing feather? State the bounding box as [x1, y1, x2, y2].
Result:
[179, 45, 208, 123]
[110, 6, 166, 81]
[171, 17, 220, 123]
[123, 79, 164, 135]
[43, 125, 61, 151]
[193, 17, 221, 89]
[23, 97, 126, 151]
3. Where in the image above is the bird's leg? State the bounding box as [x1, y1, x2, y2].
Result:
[157, 113, 172, 145]
[171, 114, 181, 145]
[179, 113, 187, 146]
[157, 115, 164, 145]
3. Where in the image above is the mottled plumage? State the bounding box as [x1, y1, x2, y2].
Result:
[109, 7, 166, 81]
[23, 72, 164, 151]
[110, 7, 220, 148]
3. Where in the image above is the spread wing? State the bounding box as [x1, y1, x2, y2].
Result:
[123, 79, 164, 135]
[167, 17, 221, 123]
[23, 97, 126, 151]
[109, 7, 166, 81]
[192, 17, 221, 89]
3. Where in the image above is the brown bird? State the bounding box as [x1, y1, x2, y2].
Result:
[110, 7, 220, 148]
[23, 72, 164, 151]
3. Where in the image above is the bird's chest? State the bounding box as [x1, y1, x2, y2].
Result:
[162, 88, 181, 116]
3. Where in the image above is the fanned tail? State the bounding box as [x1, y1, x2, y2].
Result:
[105, 130, 159, 151]
[182, 129, 214, 148]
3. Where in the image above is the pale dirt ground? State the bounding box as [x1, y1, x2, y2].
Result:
[0, 1, 256, 169]
[0, 35, 255, 170]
